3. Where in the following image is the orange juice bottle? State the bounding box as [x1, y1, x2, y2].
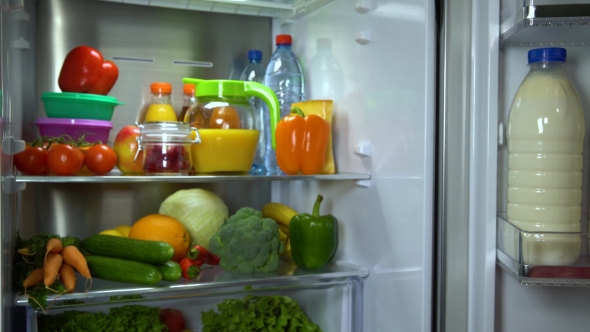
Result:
[145, 82, 177, 122]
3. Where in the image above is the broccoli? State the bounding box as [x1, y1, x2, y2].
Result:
[209, 207, 285, 274]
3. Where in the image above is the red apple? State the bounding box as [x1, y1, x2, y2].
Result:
[159, 308, 187, 332]
[113, 125, 144, 174]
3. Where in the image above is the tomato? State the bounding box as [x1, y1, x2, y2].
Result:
[159, 309, 187, 332]
[14, 146, 48, 175]
[87, 60, 119, 95]
[47, 144, 84, 176]
[85, 144, 117, 174]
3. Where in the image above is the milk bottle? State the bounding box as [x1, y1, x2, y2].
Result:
[506, 47, 585, 266]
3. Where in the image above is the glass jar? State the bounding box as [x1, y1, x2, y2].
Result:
[134, 122, 201, 175]
[181, 79, 280, 174]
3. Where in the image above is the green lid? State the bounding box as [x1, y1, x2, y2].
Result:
[188, 79, 245, 98]
[41, 92, 124, 105]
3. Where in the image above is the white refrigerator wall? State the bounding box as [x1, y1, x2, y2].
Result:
[495, 46, 590, 332]
[272, 0, 436, 330]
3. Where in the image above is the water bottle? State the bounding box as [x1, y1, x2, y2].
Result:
[264, 34, 305, 175]
[240, 50, 266, 175]
[308, 38, 344, 101]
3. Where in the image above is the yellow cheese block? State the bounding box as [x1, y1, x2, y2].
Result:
[291, 100, 335, 174]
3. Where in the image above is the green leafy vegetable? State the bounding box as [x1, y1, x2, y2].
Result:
[201, 295, 322, 332]
[37, 305, 168, 332]
[209, 207, 284, 274]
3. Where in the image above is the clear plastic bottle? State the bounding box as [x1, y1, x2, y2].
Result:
[240, 50, 266, 175]
[307, 38, 344, 101]
[145, 82, 177, 123]
[506, 47, 585, 266]
[178, 83, 196, 122]
[264, 34, 305, 175]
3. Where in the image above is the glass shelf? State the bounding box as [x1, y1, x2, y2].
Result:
[15, 261, 369, 309]
[95, 0, 332, 24]
[501, 4, 590, 47]
[10, 172, 370, 183]
[496, 215, 590, 286]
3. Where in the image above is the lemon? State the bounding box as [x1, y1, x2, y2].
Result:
[100, 229, 124, 237]
[114, 225, 132, 237]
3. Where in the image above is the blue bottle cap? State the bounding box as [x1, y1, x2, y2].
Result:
[528, 47, 566, 64]
[248, 50, 262, 62]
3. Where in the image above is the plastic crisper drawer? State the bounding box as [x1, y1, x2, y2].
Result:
[24, 262, 368, 332]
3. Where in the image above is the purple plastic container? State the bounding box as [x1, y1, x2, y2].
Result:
[34, 118, 113, 143]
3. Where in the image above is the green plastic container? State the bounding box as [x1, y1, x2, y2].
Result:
[41, 92, 124, 121]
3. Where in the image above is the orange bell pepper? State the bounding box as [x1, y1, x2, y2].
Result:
[276, 107, 330, 175]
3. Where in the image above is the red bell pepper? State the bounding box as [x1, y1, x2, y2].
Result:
[87, 60, 119, 95]
[179, 257, 204, 279]
[58, 45, 119, 95]
[187, 245, 220, 266]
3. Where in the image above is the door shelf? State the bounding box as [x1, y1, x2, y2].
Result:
[497, 215, 590, 286]
[501, 4, 590, 47]
[10, 172, 370, 184]
[15, 261, 369, 310]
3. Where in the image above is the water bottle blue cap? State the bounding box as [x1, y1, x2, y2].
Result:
[248, 50, 262, 61]
[528, 47, 566, 64]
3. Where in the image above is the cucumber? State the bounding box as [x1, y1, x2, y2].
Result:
[156, 261, 182, 282]
[86, 255, 162, 285]
[81, 235, 174, 264]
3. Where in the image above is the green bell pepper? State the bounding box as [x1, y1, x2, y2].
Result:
[289, 194, 339, 270]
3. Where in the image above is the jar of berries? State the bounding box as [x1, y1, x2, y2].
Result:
[134, 122, 200, 175]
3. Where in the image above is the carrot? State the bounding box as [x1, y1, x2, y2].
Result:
[62, 246, 91, 279]
[23, 268, 44, 290]
[44, 238, 63, 266]
[45, 238, 63, 256]
[59, 263, 76, 293]
[43, 253, 63, 288]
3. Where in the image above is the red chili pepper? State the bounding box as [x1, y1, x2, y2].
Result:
[187, 245, 211, 261]
[179, 257, 201, 279]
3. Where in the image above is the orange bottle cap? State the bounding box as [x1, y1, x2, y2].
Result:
[276, 34, 292, 45]
[150, 82, 172, 93]
[183, 83, 195, 95]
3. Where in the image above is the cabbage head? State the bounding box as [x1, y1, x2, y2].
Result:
[159, 189, 228, 249]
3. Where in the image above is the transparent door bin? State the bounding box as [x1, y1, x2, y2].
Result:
[25, 262, 367, 332]
[497, 215, 590, 286]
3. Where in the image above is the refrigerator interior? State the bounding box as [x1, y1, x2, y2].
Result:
[495, 0, 590, 331]
[1, 0, 435, 331]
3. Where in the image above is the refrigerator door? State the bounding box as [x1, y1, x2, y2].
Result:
[1, 2, 36, 330]
[438, 0, 499, 331]
[273, 0, 436, 330]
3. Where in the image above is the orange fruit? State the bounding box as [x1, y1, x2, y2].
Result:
[128, 214, 190, 262]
